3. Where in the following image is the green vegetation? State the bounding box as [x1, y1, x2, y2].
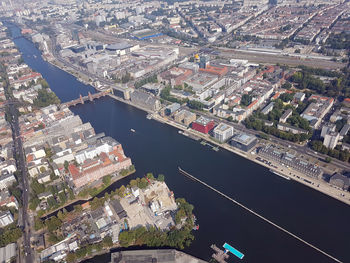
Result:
[326, 32, 350, 50]
[187, 100, 204, 110]
[120, 165, 136, 177]
[243, 99, 311, 143]
[33, 89, 61, 108]
[160, 85, 186, 104]
[134, 74, 158, 88]
[310, 140, 350, 162]
[0, 223, 22, 246]
[290, 66, 350, 98]
[119, 197, 194, 249]
[240, 94, 252, 107]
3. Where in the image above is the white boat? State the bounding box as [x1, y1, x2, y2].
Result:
[130, 129, 135, 133]
[270, 169, 290, 180]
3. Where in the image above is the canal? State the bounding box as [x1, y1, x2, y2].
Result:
[8, 24, 350, 263]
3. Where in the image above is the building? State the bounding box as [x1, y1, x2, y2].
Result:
[230, 133, 257, 152]
[191, 116, 215, 134]
[0, 173, 16, 190]
[0, 211, 14, 227]
[259, 146, 323, 178]
[199, 55, 210, 69]
[301, 95, 334, 129]
[323, 131, 340, 149]
[213, 123, 234, 142]
[132, 29, 163, 40]
[277, 123, 308, 134]
[111, 249, 207, 263]
[279, 108, 292, 123]
[321, 123, 336, 138]
[329, 173, 350, 190]
[293, 92, 305, 102]
[130, 90, 161, 111]
[0, 243, 16, 263]
[261, 102, 274, 115]
[165, 103, 181, 116]
[174, 110, 196, 126]
[141, 83, 163, 96]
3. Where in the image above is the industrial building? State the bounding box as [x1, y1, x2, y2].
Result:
[191, 116, 215, 134]
[258, 146, 323, 178]
[174, 109, 196, 126]
[132, 29, 163, 40]
[165, 103, 181, 116]
[130, 90, 161, 111]
[213, 123, 234, 142]
[230, 133, 257, 152]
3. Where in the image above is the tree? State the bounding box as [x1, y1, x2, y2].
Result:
[157, 174, 165, 182]
[102, 236, 113, 247]
[188, 100, 204, 110]
[240, 94, 252, 107]
[66, 253, 77, 263]
[64, 161, 69, 172]
[325, 156, 332, 163]
[45, 216, 62, 232]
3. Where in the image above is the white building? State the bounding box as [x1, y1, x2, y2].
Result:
[0, 211, 14, 227]
[0, 174, 16, 190]
[323, 131, 340, 149]
[213, 123, 234, 142]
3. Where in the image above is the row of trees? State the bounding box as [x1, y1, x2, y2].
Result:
[310, 140, 350, 162]
[33, 89, 61, 108]
[134, 74, 158, 89]
[244, 116, 310, 143]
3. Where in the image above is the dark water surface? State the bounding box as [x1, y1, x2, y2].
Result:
[8, 24, 350, 263]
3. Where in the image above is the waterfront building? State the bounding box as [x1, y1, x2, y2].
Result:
[213, 123, 234, 142]
[130, 90, 161, 111]
[230, 133, 257, 152]
[0, 210, 14, 227]
[323, 131, 340, 149]
[141, 83, 163, 96]
[174, 109, 196, 126]
[165, 103, 181, 116]
[258, 146, 323, 178]
[111, 249, 207, 263]
[191, 116, 215, 134]
[329, 173, 350, 190]
[279, 108, 293, 123]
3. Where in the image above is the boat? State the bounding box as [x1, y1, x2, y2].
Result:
[146, 114, 152, 119]
[130, 129, 135, 133]
[223, 243, 244, 260]
[193, 225, 199, 230]
[269, 169, 290, 180]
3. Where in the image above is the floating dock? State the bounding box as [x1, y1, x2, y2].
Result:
[178, 167, 343, 263]
[211, 244, 229, 263]
[223, 242, 244, 259]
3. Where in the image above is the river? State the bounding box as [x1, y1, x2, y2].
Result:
[7, 24, 350, 263]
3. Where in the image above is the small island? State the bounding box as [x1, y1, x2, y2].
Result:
[36, 174, 196, 263]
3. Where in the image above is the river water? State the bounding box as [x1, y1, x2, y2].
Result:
[8, 24, 350, 263]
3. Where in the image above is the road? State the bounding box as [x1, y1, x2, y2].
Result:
[6, 99, 33, 262]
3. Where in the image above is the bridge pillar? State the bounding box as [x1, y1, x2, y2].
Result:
[88, 92, 93, 102]
[79, 94, 84, 104]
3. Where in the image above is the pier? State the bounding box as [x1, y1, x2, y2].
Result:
[178, 167, 343, 263]
[211, 244, 229, 263]
[61, 90, 109, 108]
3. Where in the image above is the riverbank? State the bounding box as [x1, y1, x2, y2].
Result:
[40, 168, 136, 219]
[149, 113, 350, 206]
[43, 47, 350, 206]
